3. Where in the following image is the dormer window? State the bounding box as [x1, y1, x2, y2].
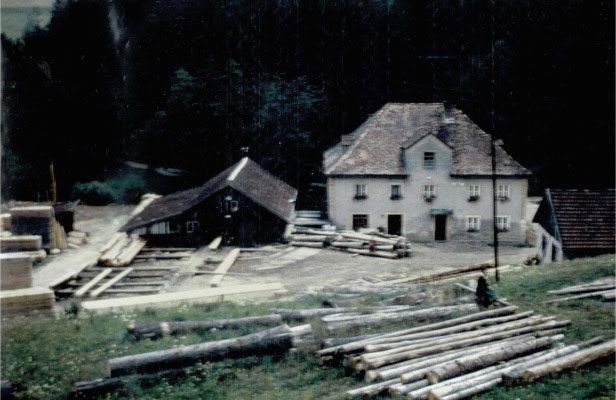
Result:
[354, 184, 367, 200]
[423, 152, 435, 169]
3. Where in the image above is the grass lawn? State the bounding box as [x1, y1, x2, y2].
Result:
[1, 254, 614, 399]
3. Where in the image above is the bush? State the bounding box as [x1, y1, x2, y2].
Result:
[73, 175, 147, 205]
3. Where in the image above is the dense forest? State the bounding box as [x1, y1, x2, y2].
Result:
[1, 0, 614, 207]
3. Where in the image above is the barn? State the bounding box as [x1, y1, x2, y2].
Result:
[121, 157, 297, 247]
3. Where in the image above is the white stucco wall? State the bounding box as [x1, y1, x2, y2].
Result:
[327, 135, 528, 243]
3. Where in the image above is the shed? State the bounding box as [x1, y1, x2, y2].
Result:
[121, 157, 297, 247]
[533, 189, 615, 262]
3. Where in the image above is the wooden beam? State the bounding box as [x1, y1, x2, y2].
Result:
[209, 248, 241, 287]
[90, 268, 134, 298]
[207, 236, 222, 250]
[74, 268, 112, 298]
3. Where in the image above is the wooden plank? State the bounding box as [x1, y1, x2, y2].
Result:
[207, 236, 222, 250]
[209, 248, 241, 287]
[48, 263, 94, 289]
[90, 268, 134, 298]
[81, 282, 286, 312]
[74, 268, 112, 298]
[0, 235, 42, 251]
[112, 238, 147, 267]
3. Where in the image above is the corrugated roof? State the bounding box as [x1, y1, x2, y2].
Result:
[323, 103, 531, 176]
[121, 158, 297, 231]
[544, 189, 615, 251]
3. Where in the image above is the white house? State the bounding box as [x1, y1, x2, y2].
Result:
[323, 103, 532, 243]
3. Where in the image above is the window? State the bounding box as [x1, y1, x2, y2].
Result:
[498, 184, 511, 200]
[468, 184, 480, 200]
[355, 184, 367, 199]
[467, 216, 481, 232]
[422, 185, 435, 200]
[391, 184, 402, 200]
[423, 152, 435, 169]
[186, 221, 200, 234]
[496, 216, 510, 232]
[230, 200, 239, 212]
[352, 214, 369, 230]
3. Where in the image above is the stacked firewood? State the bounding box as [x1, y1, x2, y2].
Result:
[289, 227, 412, 259]
[544, 277, 615, 303]
[314, 305, 614, 399]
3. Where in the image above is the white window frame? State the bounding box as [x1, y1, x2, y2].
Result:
[355, 184, 367, 198]
[230, 200, 239, 212]
[498, 184, 511, 200]
[422, 184, 435, 198]
[466, 216, 481, 232]
[468, 184, 481, 198]
[423, 152, 435, 169]
[186, 220, 200, 234]
[496, 216, 510, 232]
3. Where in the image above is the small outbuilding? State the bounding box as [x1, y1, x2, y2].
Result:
[533, 189, 615, 263]
[121, 157, 297, 247]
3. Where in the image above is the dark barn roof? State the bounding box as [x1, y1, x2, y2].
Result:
[324, 103, 531, 177]
[534, 189, 615, 252]
[121, 158, 297, 232]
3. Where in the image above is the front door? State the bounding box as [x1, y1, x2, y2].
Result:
[387, 215, 402, 236]
[435, 215, 447, 241]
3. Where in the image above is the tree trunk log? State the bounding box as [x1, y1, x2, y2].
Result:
[543, 290, 614, 303]
[108, 324, 293, 377]
[317, 306, 517, 357]
[547, 283, 615, 295]
[521, 339, 615, 383]
[127, 314, 284, 339]
[344, 378, 400, 399]
[322, 304, 479, 333]
[426, 336, 560, 383]
[438, 377, 502, 400]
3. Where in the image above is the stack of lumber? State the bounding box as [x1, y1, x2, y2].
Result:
[544, 277, 616, 303]
[0, 213, 11, 232]
[314, 306, 580, 399]
[0, 235, 42, 252]
[290, 227, 412, 259]
[0, 253, 33, 290]
[66, 230, 87, 248]
[9, 206, 55, 250]
[0, 287, 55, 317]
[99, 233, 147, 267]
[50, 218, 68, 250]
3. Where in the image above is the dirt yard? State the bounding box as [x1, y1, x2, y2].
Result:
[31, 205, 537, 300]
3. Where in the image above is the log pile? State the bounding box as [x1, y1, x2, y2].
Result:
[0, 253, 33, 290]
[0, 287, 55, 317]
[313, 305, 583, 399]
[544, 277, 616, 304]
[290, 227, 412, 259]
[99, 233, 147, 267]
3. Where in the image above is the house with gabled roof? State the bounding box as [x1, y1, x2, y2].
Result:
[323, 103, 532, 242]
[121, 157, 297, 247]
[533, 189, 615, 263]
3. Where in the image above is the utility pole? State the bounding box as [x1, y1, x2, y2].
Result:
[491, 138, 500, 282]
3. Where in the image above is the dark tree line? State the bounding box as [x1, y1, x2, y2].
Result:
[2, 0, 614, 206]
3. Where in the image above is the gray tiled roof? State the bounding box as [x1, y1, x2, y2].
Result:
[324, 103, 531, 177]
[121, 158, 298, 231]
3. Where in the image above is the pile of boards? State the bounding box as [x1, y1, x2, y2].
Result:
[0, 287, 55, 317]
[290, 227, 412, 259]
[315, 305, 615, 400]
[99, 233, 147, 267]
[544, 277, 615, 303]
[0, 253, 33, 290]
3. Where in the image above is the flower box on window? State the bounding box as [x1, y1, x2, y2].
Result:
[467, 228, 479, 233]
[468, 195, 480, 202]
[423, 195, 436, 203]
[390, 194, 403, 200]
[498, 196, 510, 202]
[353, 194, 368, 200]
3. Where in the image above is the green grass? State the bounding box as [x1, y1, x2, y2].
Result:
[1, 255, 614, 399]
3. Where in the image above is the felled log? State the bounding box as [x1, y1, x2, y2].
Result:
[317, 306, 518, 357]
[290, 234, 328, 242]
[345, 378, 400, 399]
[108, 324, 294, 377]
[437, 377, 501, 400]
[340, 231, 398, 245]
[127, 314, 284, 339]
[380, 293, 427, 306]
[520, 339, 616, 383]
[425, 335, 561, 383]
[322, 303, 479, 333]
[543, 290, 614, 304]
[345, 248, 399, 259]
[330, 241, 365, 249]
[290, 241, 324, 248]
[602, 291, 615, 301]
[547, 283, 615, 296]
[209, 248, 241, 287]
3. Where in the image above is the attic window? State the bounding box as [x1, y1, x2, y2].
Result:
[423, 152, 435, 169]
